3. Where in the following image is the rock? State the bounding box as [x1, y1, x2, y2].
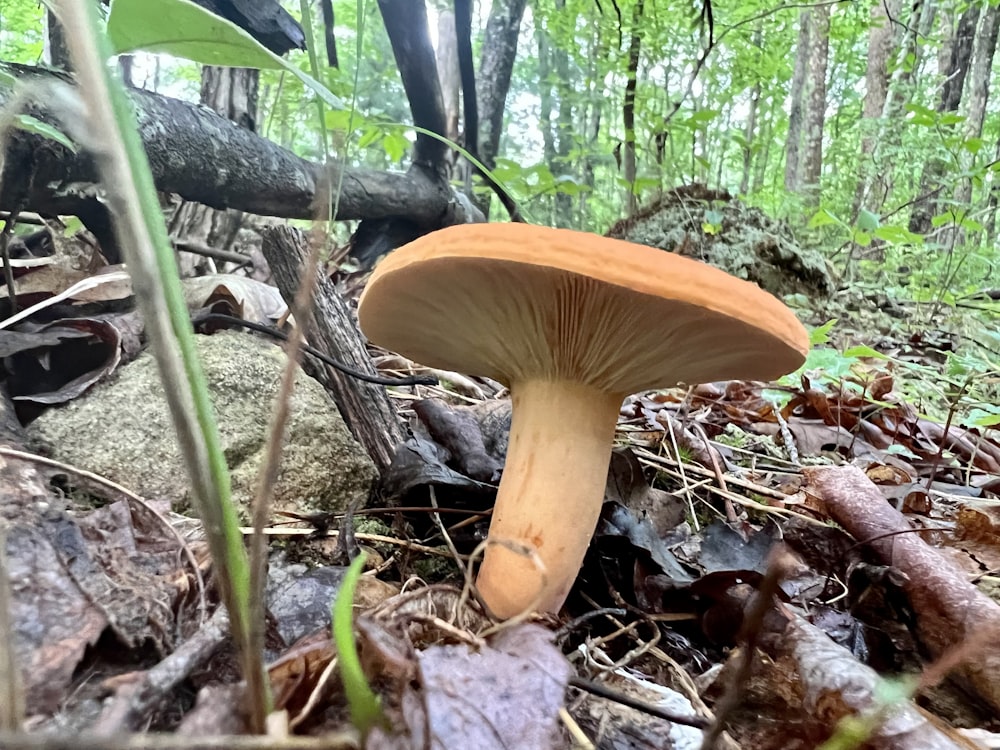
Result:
[607, 184, 833, 299]
[28, 331, 377, 517]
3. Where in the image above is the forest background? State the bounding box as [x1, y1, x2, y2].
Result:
[4, 0, 998, 309]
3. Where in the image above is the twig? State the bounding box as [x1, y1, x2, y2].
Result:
[0, 530, 24, 731]
[568, 675, 709, 729]
[0, 209, 21, 315]
[93, 608, 231, 733]
[701, 546, 796, 749]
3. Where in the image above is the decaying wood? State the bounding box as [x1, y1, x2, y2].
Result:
[261, 225, 406, 475]
[778, 615, 976, 749]
[804, 464, 1000, 714]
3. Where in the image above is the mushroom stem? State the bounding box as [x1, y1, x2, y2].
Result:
[476, 379, 624, 618]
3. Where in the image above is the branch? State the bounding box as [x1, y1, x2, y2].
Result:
[0, 64, 478, 228]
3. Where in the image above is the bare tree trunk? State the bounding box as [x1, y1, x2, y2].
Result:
[852, 0, 902, 218]
[261, 226, 406, 476]
[475, 0, 528, 216]
[784, 11, 811, 194]
[435, 9, 460, 146]
[953, 3, 999, 210]
[170, 67, 259, 275]
[536, 21, 556, 226]
[579, 14, 604, 221]
[553, 0, 575, 227]
[909, 2, 981, 234]
[869, 0, 927, 211]
[801, 4, 830, 207]
[623, 0, 644, 216]
[44, 9, 71, 69]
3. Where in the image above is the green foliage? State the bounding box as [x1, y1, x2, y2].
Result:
[0, 0, 44, 63]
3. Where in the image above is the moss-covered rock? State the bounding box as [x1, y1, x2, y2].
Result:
[28, 331, 377, 518]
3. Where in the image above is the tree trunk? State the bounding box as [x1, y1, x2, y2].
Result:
[535, 21, 556, 226]
[553, 0, 575, 227]
[475, 0, 528, 216]
[801, 4, 830, 206]
[622, 0, 644, 216]
[852, 0, 901, 218]
[952, 3, 999, 211]
[44, 9, 71, 69]
[784, 11, 811, 194]
[0, 65, 477, 230]
[261, 226, 406, 476]
[866, 0, 927, 211]
[909, 2, 981, 234]
[740, 84, 760, 195]
[435, 9, 461, 146]
[169, 66, 260, 274]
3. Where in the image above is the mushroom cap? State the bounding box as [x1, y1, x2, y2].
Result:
[358, 223, 809, 394]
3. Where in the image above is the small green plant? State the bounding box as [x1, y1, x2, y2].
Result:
[332, 554, 387, 736]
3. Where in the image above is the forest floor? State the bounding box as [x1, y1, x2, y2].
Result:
[2, 240, 1000, 750]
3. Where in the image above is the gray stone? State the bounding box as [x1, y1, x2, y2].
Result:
[28, 331, 377, 517]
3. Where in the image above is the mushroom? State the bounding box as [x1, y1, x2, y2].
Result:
[358, 223, 809, 618]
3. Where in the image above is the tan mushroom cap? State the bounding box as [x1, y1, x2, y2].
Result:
[359, 223, 809, 393]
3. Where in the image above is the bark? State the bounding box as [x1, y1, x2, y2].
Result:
[535, 22, 556, 226]
[952, 3, 999, 210]
[909, 2, 982, 234]
[805, 465, 1000, 714]
[553, 0, 575, 227]
[867, 0, 927, 209]
[477, 0, 528, 173]
[170, 66, 260, 274]
[261, 225, 406, 475]
[801, 4, 830, 206]
[0, 65, 477, 233]
[852, 0, 901, 217]
[376, 0, 448, 170]
[739, 84, 760, 195]
[622, 0, 644, 216]
[579, 16, 604, 218]
[784, 11, 810, 194]
[435, 9, 461, 145]
[44, 10, 71, 69]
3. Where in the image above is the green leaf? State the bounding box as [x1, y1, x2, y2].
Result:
[967, 408, 1000, 428]
[856, 209, 880, 232]
[107, 0, 344, 109]
[357, 125, 381, 149]
[108, 0, 280, 68]
[332, 554, 387, 736]
[842, 345, 887, 359]
[808, 208, 839, 228]
[930, 211, 955, 228]
[688, 108, 720, 124]
[873, 225, 923, 244]
[962, 137, 984, 154]
[381, 130, 409, 162]
[63, 216, 84, 236]
[809, 319, 837, 346]
[15, 114, 77, 152]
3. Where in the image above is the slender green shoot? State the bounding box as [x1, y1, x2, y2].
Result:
[332, 554, 387, 736]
